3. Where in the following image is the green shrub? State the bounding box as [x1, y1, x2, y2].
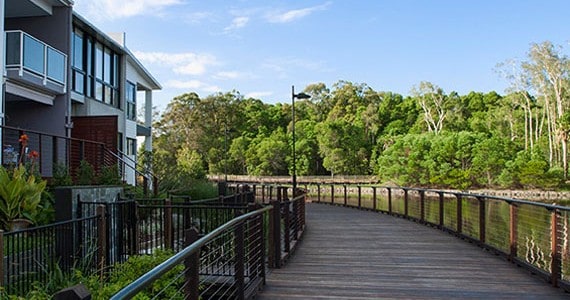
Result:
[76, 160, 95, 185]
[8, 250, 184, 299]
[51, 162, 73, 186]
[85, 249, 184, 299]
[166, 179, 218, 200]
[98, 164, 122, 185]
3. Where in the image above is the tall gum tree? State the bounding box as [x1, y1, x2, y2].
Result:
[411, 81, 448, 134]
[522, 42, 570, 177]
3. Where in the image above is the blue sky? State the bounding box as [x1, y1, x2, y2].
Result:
[73, 0, 570, 110]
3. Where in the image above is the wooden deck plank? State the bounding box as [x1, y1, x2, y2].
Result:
[257, 203, 568, 299]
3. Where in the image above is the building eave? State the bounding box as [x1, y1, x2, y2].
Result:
[125, 48, 162, 90]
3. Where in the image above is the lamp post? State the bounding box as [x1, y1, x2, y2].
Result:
[291, 85, 311, 196]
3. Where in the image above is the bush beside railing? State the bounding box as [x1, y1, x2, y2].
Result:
[0, 212, 104, 296]
[111, 186, 307, 299]
[0, 187, 306, 298]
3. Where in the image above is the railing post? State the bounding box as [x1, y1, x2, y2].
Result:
[153, 176, 159, 197]
[343, 184, 347, 207]
[262, 184, 266, 203]
[372, 186, 377, 211]
[247, 204, 259, 280]
[270, 200, 281, 268]
[478, 196, 486, 244]
[551, 209, 561, 287]
[164, 199, 172, 249]
[292, 198, 299, 241]
[404, 189, 409, 217]
[128, 200, 139, 256]
[331, 184, 335, 205]
[456, 194, 463, 234]
[387, 187, 392, 214]
[509, 203, 518, 261]
[420, 190, 425, 222]
[52, 135, 58, 166]
[97, 205, 107, 280]
[143, 176, 149, 197]
[0, 230, 3, 290]
[259, 210, 267, 285]
[357, 185, 362, 209]
[284, 200, 291, 253]
[184, 227, 200, 300]
[235, 220, 245, 300]
[438, 192, 444, 229]
[317, 183, 321, 203]
[301, 192, 306, 231]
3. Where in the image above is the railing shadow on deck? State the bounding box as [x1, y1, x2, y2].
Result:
[111, 185, 306, 300]
[291, 182, 570, 293]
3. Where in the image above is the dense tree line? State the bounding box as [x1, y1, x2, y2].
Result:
[151, 41, 570, 190]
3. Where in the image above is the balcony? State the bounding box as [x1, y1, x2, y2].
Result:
[5, 30, 67, 98]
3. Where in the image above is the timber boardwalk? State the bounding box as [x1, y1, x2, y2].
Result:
[257, 203, 568, 299]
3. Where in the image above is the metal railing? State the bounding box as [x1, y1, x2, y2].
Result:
[1, 125, 155, 193]
[111, 206, 271, 299]
[304, 183, 570, 292]
[0, 211, 105, 296]
[111, 186, 306, 299]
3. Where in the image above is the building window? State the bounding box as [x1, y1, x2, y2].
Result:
[126, 138, 136, 156]
[126, 81, 136, 121]
[72, 27, 120, 107]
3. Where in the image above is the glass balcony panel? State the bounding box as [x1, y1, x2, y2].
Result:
[5, 32, 21, 65]
[23, 34, 45, 75]
[47, 47, 65, 83]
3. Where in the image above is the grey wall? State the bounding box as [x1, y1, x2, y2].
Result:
[4, 6, 73, 137]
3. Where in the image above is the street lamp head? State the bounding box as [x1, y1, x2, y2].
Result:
[293, 92, 311, 100]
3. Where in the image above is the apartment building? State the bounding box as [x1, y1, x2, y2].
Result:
[0, 0, 161, 185]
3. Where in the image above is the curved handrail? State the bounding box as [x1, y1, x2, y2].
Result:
[390, 186, 570, 211]
[294, 182, 570, 291]
[111, 205, 273, 300]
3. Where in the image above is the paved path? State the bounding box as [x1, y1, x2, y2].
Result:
[257, 203, 568, 299]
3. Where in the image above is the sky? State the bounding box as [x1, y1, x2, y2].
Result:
[73, 0, 570, 111]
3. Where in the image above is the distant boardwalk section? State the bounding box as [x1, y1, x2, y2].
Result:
[257, 203, 568, 299]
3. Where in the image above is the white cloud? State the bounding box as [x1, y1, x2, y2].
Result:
[133, 51, 219, 76]
[74, 0, 182, 20]
[263, 57, 329, 73]
[266, 2, 331, 23]
[215, 71, 240, 79]
[246, 91, 273, 99]
[214, 71, 256, 80]
[166, 80, 221, 93]
[224, 16, 250, 31]
[184, 12, 213, 24]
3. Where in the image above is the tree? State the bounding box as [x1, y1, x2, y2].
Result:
[411, 81, 449, 134]
[177, 147, 206, 180]
[472, 136, 515, 187]
[316, 119, 370, 176]
[245, 129, 289, 176]
[523, 41, 570, 177]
